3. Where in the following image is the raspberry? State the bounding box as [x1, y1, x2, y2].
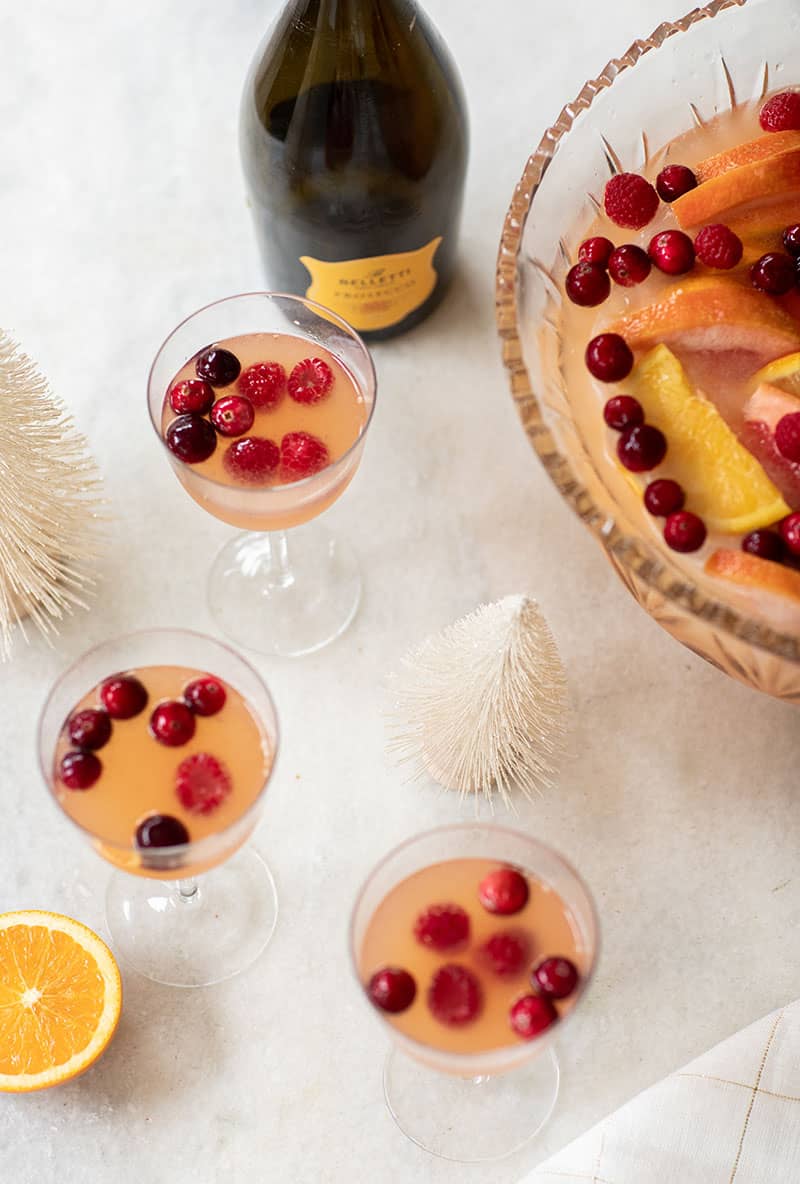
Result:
[100, 675, 148, 720]
[287, 357, 334, 405]
[67, 708, 111, 751]
[603, 172, 659, 230]
[533, 956, 579, 1000]
[150, 701, 196, 747]
[608, 244, 651, 287]
[478, 867, 529, 915]
[509, 994, 557, 1040]
[237, 362, 286, 409]
[280, 431, 330, 479]
[603, 395, 644, 431]
[664, 510, 707, 553]
[183, 677, 227, 717]
[655, 164, 698, 202]
[169, 379, 214, 416]
[776, 412, 800, 463]
[427, 965, 482, 1026]
[367, 967, 416, 1014]
[577, 236, 614, 267]
[565, 262, 610, 306]
[760, 91, 800, 133]
[175, 752, 232, 815]
[224, 436, 280, 484]
[210, 396, 255, 437]
[478, 932, 529, 977]
[648, 230, 695, 275]
[414, 904, 470, 951]
[60, 751, 102, 791]
[585, 333, 634, 383]
[694, 224, 743, 270]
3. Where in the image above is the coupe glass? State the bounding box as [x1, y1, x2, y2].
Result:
[349, 824, 599, 1163]
[496, 0, 800, 699]
[38, 629, 279, 988]
[148, 293, 377, 657]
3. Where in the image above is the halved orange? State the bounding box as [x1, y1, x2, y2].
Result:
[695, 130, 800, 182]
[0, 911, 122, 1092]
[706, 548, 800, 605]
[673, 147, 800, 228]
[609, 277, 800, 361]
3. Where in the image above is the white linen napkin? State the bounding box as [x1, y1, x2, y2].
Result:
[527, 1000, 800, 1183]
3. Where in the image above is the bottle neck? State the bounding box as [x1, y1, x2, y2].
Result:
[290, 0, 418, 35]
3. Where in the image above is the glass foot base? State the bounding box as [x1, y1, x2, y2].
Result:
[105, 846, 278, 988]
[383, 1046, 560, 1162]
[207, 523, 361, 657]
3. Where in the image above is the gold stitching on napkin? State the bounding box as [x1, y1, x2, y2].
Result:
[728, 1010, 784, 1183]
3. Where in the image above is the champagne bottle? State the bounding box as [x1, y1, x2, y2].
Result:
[240, 0, 469, 340]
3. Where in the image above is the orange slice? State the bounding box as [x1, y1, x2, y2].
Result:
[0, 911, 121, 1092]
[705, 548, 800, 605]
[695, 130, 800, 182]
[725, 197, 800, 242]
[609, 277, 800, 362]
[673, 148, 800, 228]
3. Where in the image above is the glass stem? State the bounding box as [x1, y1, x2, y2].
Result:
[271, 529, 294, 589]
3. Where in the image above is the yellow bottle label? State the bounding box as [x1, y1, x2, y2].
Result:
[299, 238, 442, 331]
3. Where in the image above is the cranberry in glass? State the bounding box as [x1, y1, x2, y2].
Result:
[603, 395, 644, 431]
[750, 252, 796, 295]
[67, 708, 112, 751]
[585, 333, 634, 383]
[565, 262, 610, 307]
[367, 967, 417, 1014]
[742, 529, 784, 562]
[644, 478, 685, 517]
[617, 424, 667, 472]
[664, 510, 707, 552]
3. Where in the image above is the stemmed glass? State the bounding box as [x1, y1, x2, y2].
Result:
[38, 628, 279, 988]
[147, 292, 377, 658]
[349, 823, 599, 1162]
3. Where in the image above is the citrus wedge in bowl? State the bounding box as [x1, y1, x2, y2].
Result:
[626, 345, 789, 533]
[0, 910, 122, 1092]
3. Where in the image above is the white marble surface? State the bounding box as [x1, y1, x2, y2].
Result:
[2, 1, 799, 1181]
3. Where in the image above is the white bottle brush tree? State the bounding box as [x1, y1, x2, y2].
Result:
[388, 595, 568, 806]
[0, 330, 102, 658]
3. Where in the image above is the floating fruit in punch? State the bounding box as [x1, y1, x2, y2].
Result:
[644, 478, 685, 517]
[625, 346, 789, 533]
[751, 252, 796, 296]
[150, 700, 196, 748]
[368, 968, 417, 1014]
[478, 866, 529, 915]
[617, 423, 667, 473]
[509, 994, 557, 1040]
[603, 172, 659, 229]
[760, 91, 800, 133]
[414, 903, 470, 951]
[664, 510, 707, 553]
[100, 675, 148, 720]
[648, 230, 695, 276]
[223, 436, 281, 483]
[533, 956, 579, 1000]
[210, 395, 255, 437]
[166, 415, 217, 464]
[175, 752, 233, 816]
[656, 164, 698, 201]
[780, 512, 800, 556]
[67, 708, 111, 751]
[184, 677, 227, 717]
[60, 750, 102, 790]
[694, 224, 743, 271]
[566, 262, 610, 307]
[169, 379, 215, 416]
[608, 244, 651, 287]
[237, 361, 286, 409]
[694, 129, 800, 182]
[428, 964, 482, 1026]
[287, 357, 334, 405]
[280, 431, 330, 479]
[578, 236, 614, 267]
[585, 333, 634, 382]
[673, 147, 800, 228]
[741, 383, 800, 510]
[477, 932, 529, 978]
[705, 548, 800, 605]
[135, 813, 190, 850]
[603, 395, 644, 431]
[0, 911, 121, 1093]
[742, 529, 784, 561]
[196, 346, 241, 387]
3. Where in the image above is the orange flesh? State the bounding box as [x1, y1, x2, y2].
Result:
[695, 129, 800, 182]
[673, 146, 800, 228]
[705, 548, 800, 603]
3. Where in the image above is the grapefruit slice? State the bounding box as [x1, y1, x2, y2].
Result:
[0, 911, 121, 1092]
[626, 345, 789, 532]
[740, 381, 800, 508]
[706, 548, 800, 606]
[694, 130, 800, 182]
[609, 277, 800, 362]
[673, 147, 800, 228]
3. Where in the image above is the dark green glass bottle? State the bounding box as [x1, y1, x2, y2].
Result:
[240, 0, 469, 340]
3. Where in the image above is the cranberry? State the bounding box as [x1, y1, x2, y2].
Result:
[603, 395, 644, 431]
[585, 333, 634, 383]
[287, 357, 335, 405]
[509, 994, 557, 1040]
[427, 965, 482, 1026]
[210, 395, 255, 437]
[648, 230, 695, 275]
[760, 91, 800, 133]
[414, 904, 470, 951]
[150, 700, 196, 747]
[644, 478, 685, 517]
[694, 224, 743, 270]
[478, 932, 529, 978]
[655, 164, 698, 202]
[195, 346, 241, 387]
[533, 956, 579, 1000]
[742, 529, 784, 562]
[367, 967, 417, 1014]
[165, 414, 217, 464]
[238, 362, 286, 409]
[175, 752, 232, 815]
[664, 510, 707, 552]
[100, 675, 148, 720]
[604, 172, 660, 230]
[224, 436, 281, 484]
[183, 677, 227, 717]
[565, 262, 610, 307]
[751, 252, 796, 295]
[775, 412, 800, 462]
[478, 867, 529, 915]
[168, 378, 214, 416]
[280, 431, 330, 480]
[617, 424, 667, 472]
[780, 512, 800, 556]
[67, 708, 111, 751]
[783, 224, 800, 258]
[608, 244, 651, 287]
[578, 236, 614, 267]
[135, 813, 190, 849]
[60, 750, 102, 791]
